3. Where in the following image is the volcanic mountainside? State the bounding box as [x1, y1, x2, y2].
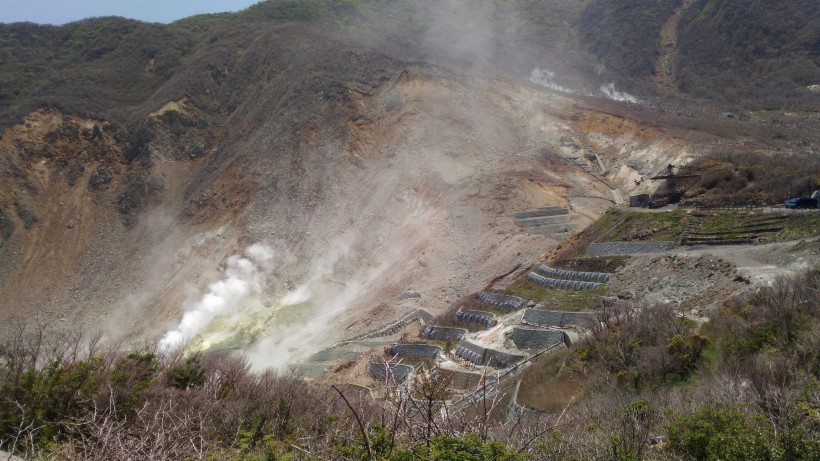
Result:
[0, 17, 815, 366]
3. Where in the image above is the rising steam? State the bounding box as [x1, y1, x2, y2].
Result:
[531, 68, 640, 104]
[599, 83, 639, 103]
[529, 67, 575, 94]
[158, 243, 276, 350]
[246, 201, 434, 370]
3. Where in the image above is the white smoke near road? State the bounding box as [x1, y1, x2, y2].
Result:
[530, 68, 641, 104]
[529, 67, 575, 94]
[158, 243, 276, 350]
[599, 83, 639, 103]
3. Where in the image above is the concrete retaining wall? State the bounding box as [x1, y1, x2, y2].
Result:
[455, 340, 525, 368]
[511, 327, 567, 350]
[514, 207, 568, 219]
[369, 362, 413, 382]
[525, 224, 572, 235]
[476, 291, 525, 310]
[527, 272, 603, 290]
[305, 349, 364, 363]
[456, 310, 497, 327]
[586, 241, 676, 256]
[422, 326, 467, 341]
[485, 349, 526, 368]
[515, 214, 569, 228]
[522, 309, 594, 329]
[537, 264, 613, 282]
[437, 368, 482, 390]
[389, 343, 442, 359]
[455, 340, 487, 365]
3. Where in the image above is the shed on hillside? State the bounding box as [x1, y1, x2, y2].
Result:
[629, 194, 650, 207]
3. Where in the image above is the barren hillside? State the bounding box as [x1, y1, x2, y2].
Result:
[0, 2, 817, 368]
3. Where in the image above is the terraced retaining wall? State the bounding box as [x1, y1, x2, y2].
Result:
[422, 326, 467, 341]
[454, 340, 525, 368]
[524, 224, 572, 235]
[527, 272, 603, 290]
[437, 368, 482, 390]
[369, 362, 413, 381]
[456, 310, 497, 327]
[304, 349, 364, 363]
[515, 214, 569, 228]
[485, 349, 525, 368]
[522, 309, 594, 329]
[476, 291, 525, 309]
[389, 343, 442, 359]
[511, 327, 568, 350]
[537, 264, 613, 282]
[455, 340, 487, 366]
[513, 207, 568, 219]
[586, 241, 676, 256]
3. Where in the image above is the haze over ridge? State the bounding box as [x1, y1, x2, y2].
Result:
[1, 0, 259, 25]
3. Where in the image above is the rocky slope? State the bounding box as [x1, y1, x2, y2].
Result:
[0, 2, 817, 367]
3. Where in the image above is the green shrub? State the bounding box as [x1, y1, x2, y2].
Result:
[666, 406, 767, 460]
[166, 356, 205, 390]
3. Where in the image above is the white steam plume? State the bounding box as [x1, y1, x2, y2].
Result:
[599, 83, 638, 103]
[159, 243, 275, 350]
[530, 67, 642, 104]
[246, 203, 433, 370]
[529, 67, 575, 94]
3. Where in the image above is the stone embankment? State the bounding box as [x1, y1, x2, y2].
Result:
[388, 343, 442, 359]
[511, 327, 569, 350]
[527, 272, 603, 290]
[514, 206, 574, 235]
[422, 325, 467, 341]
[454, 340, 526, 368]
[369, 362, 413, 382]
[537, 264, 613, 282]
[437, 367, 481, 390]
[476, 291, 525, 310]
[456, 310, 497, 327]
[522, 309, 594, 329]
[586, 241, 677, 256]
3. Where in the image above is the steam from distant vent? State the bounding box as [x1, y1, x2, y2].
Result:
[529, 68, 575, 94]
[530, 68, 641, 104]
[159, 243, 276, 350]
[599, 83, 638, 103]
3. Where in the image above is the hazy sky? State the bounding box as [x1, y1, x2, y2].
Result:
[0, 0, 262, 25]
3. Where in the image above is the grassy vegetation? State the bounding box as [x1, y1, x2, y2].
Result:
[604, 209, 691, 241]
[552, 255, 631, 273]
[773, 212, 820, 241]
[693, 211, 773, 234]
[685, 210, 819, 243]
[565, 208, 817, 257]
[505, 277, 606, 310]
